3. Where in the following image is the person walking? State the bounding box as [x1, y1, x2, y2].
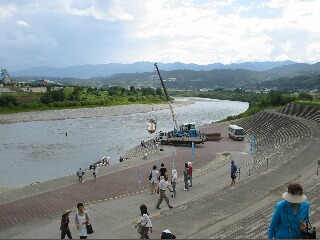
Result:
[77, 168, 84, 183]
[150, 165, 159, 194]
[183, 163, 189, 190]
[230, 160, 237, 186]
[159, 163, 167, 181]
[75, 203, 90, 239]
[60, 210, 72, 239]
[171, 169, 178, 198]
[135, 204, 153, 239]
[156, 175, 173, 210]
[188, 162, 193, 187]
[92, 166, 98, 182]
[268, 183, 310, 239]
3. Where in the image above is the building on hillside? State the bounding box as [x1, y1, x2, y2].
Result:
[33, 79, 55, 85]
[0, 69, 11, 83]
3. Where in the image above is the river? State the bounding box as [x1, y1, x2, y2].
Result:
[0, 97, 248, 187]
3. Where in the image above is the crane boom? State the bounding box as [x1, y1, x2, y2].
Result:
[154, 63, 179, 131]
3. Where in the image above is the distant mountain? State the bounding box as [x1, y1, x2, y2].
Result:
[264, 62, 320, 74]
[11, 61, 297, 78]
[258, 72, 320, 90]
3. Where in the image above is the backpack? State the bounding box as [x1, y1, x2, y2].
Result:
[149, 171, 152, 180]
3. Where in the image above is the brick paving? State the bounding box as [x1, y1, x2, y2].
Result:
[0, 122, 245, 229]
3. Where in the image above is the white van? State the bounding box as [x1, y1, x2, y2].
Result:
[228, 125, 245, 141]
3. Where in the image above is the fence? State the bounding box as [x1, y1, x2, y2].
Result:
[238, 157, 269, 180]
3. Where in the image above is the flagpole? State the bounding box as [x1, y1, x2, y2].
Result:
[172, 147, 176, 170]
[138, 166, 141, 190]
[192, 142, 195, 163]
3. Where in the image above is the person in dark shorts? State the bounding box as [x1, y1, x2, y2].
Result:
[60, 210, 72, 239]
[230, 160, 237, 186]
[159, 163, 167, 181]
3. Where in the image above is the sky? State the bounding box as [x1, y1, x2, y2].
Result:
[1, 0, 320, 71]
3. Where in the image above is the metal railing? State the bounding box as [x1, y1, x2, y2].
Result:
[238, 157, 269, 180]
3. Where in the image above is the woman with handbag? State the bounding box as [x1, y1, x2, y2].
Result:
[135, 204, 152, 239]
[75, 203, 90, 239]
[268, 183, 310, 239]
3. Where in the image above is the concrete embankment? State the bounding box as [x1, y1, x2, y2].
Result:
[0, 109, 319, 239]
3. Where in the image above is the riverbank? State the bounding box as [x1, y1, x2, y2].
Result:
[0, 101, 193, 124]
[0, 98, 249, 193]
[0, 100, 194, 193]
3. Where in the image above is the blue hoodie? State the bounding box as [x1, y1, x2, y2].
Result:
[268, 200, 310, 239]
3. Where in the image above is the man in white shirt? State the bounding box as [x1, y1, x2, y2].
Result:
[156, 175, 173, 210]
[77, 168, 84, 182]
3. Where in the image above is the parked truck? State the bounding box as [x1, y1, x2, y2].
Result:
[154, 63, 206, 146]
[158, 123, 206, 146]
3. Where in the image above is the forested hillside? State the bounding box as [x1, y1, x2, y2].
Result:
[8, 62, 320, 91]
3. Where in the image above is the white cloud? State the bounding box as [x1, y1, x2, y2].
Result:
[16, 20, 31, 28]
[0, 0, 320, 71]
[58, 0, 135, 21]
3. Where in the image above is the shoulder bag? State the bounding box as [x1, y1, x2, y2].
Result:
[85, 212, 94, 234]
[137, 222, 147, 234]
[300, 222, 316, 239]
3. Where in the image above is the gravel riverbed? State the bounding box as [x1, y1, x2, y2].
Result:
[0, 102, 192, 124]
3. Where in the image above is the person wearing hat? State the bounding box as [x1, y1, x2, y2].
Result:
[268, 183, 310, 239]
[171, 169, 178, 198]
[75, 203, 90, 239]
[230, 160, 237, 186]
[60, 210, 72, 239]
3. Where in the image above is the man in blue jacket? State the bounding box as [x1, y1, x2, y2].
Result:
[230, 160, 237, 186]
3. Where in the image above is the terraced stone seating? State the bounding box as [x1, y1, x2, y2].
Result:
[208, 175, 320, 239]
[123, 138, 158, 160]
[236, 110, 311, 178]
[207, 108, 318, 239]
[277, 103, 320, 123]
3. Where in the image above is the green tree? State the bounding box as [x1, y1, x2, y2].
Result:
[129, 86, 136, 93]
[40, 89, 65, 104]
[0, 95, 18, 107]
[234, 88, 245, 93]
[51, 89, 65, 102]
[40, 92, 53, 104]
[142, 88, 155, 95]
[298, 92, 313, 101]
[267, 90, 286, 106]
[155, 88, 163, 95]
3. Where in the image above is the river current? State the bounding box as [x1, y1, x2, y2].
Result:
[0, 97, 248, 187]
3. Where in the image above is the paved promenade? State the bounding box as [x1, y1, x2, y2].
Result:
[0, 118, 319, 239]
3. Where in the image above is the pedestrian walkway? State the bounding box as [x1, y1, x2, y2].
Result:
[0, 123, 245, 230]
[0, 115, 319, 239]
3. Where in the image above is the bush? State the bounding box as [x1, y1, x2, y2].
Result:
[0, 95, 18, 107]
[298, 92, 313, 101]
[128, 97, 136, 102]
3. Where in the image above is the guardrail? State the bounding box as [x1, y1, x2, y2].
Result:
[238, 156, 320, 180]
[238, 157, 269, 180]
